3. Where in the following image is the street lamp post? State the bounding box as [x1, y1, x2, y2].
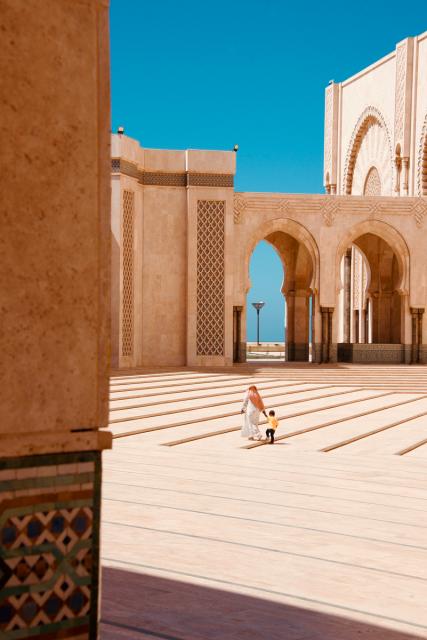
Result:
[252, 302, 265, 345]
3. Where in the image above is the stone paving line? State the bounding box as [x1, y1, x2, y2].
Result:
[101, 366, 427, 639]
[111, 388, 387, 441]
[109, 385, 357, 424]
[109, 380, 323, 413]
[161, 392, 413, 448]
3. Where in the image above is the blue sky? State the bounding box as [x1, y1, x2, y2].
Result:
[110, 1, 426, 340]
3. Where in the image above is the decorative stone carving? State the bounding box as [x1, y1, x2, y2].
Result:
[394, 44, 406, 147]
[411, 199, 427, 228]
[417, 113, 427, 196]
[342, 106, 393, 195]
[363, 167, 382, 196]
[196, 200, 225, 355]
[322, 198, 338, 226]
[233, 192, 426, 222]
[324, 85, 333, 181]
[367, 200, 383, 216]
[233, 194, 246, 224]
[278, 198, 293, 215]
[122, 190, 134, 357]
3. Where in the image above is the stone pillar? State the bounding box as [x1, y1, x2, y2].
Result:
[394, 156, 402, 196]
[286, 291, 310, 361]
[233, 306, 244, 363]
[0, 2, 111, 638]
[361, 306, 368, 343]
[186, 154, 236, 367]
[402, 157, 410, 196]
[371, 292, 393, 343]
[343, 249, 352, 342]
[410, 308, 424, 364]
[354, 310, 360, 343]
[312, 294, 322, 364]
[285, 291, 295, 361]
[320, 307, 334, 363]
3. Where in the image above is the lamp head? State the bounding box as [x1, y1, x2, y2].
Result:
[233, 144, 239, 152]
[252, 301, 265, 311]
[117, 126, 125, 135]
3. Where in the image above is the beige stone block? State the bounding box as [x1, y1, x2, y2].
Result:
[0, 0, 111, 440]
[186, 149, 236, 174]
[144, 149, 186, 173]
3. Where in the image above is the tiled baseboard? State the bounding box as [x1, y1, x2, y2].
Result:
[0, 451, 101, 639]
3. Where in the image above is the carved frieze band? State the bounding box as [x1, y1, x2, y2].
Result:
[233, 193, 427, 228]
[111, 159, 234, 188]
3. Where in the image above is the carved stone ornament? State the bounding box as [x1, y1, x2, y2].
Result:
[322, 198, 339, 226]
[233, 194, 246, 223]
[411, 200, 427, 228]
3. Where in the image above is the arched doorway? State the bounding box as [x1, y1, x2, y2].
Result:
[336, 222, 409, 362]
[242, 228, 316, 362]
[246, 240, 285, 361]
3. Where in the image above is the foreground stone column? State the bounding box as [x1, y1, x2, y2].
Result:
[0, 1, 111, 638]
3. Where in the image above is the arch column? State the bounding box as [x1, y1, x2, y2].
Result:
[410, 307, 424, 364]
[343, 248, 352, 342]
[312, 294, 322, 363]
[320, 307, 334, 363]
[284, 288, 311, 361]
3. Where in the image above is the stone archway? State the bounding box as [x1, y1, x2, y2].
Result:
[243, 218, 319, 362]
[335, 220, 410, 362]
[343, 107, 393, 196]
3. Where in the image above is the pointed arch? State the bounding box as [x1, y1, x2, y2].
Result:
[335, 219, 409, 296]
[343, 106, 393, 195]
[363, 166, 382, 196]
[243, 218, 320, 295]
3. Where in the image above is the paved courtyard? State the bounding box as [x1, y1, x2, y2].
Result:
[100, 365, 427, 639]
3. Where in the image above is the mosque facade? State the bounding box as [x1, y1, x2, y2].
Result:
[111, 32, 427, 368]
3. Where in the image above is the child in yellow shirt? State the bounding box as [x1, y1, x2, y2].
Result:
[266, 409, 279, 444]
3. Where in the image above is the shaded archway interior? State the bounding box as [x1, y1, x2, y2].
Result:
[339, 233, 403, 350]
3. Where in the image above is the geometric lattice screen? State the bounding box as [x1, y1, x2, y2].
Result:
[196, 200, 225, 355]
[121, 190, 134, 357]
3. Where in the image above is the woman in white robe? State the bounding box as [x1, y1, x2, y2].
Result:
[241, 385, 268, 440]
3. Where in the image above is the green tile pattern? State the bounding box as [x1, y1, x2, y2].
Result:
[0, 451, 101, 639]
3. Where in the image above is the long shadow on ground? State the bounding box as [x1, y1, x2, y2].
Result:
[100, 566, 425, 640]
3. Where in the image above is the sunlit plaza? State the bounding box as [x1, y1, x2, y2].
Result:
[101, 365, 427, 639]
